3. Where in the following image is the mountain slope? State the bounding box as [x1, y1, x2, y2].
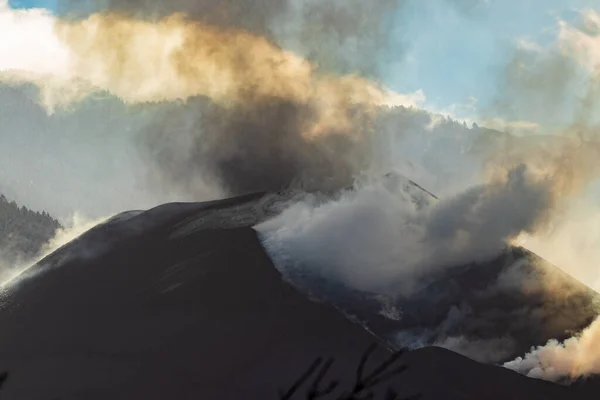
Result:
[0, 192, 596, 399]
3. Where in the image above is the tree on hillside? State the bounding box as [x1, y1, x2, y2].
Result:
[0, 194, 61, 266]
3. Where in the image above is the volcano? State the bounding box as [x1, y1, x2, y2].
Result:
[0, 187, 598, 399]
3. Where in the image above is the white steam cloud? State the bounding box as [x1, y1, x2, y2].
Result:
[559, 9, 600, 73]
[0, 0, 84, 111]
[39, 213, 108, 256]
[498, 8, 600, 382]
[0, 213, 108, 287]
[257, 165, 548, 296]
[515, 198, 600, 292]
[0, 1, 71, 76]
[504, 316, 600, 381]
[0, 0, 423, 113]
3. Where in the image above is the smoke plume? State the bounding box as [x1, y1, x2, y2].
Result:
[39, 213, 108, 256]
[57, 0, 402, 77]
[1, 1, 423, 196]
[257, 8, 600, 368]
[504, 316, 600, 381]
[472, 9, 600, 378]
[0, 213, 107, 287]
[257, 165, 550, 296]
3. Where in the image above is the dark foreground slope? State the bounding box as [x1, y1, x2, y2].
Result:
[0, 194, 595, 399]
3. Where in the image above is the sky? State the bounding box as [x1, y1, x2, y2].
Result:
[8, 0, 54, 10]
[384, 1, 591, 114]
[387, 0, 600, 123]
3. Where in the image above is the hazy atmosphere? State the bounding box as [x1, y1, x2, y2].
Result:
[3, 0, 600, 390]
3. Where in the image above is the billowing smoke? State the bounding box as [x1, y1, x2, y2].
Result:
[136, 98, 371, 195]
[56, 0, 402, 77]
[0, 0, 423, 196]
[257, 165, 550, 296]
[258, 7, 600, 372]
[516, 200, 600, 291]
[39, 213, 108, 257]
[471, 9, 600, 378]
[45, 13, 401, 109]
[483, 134, 600, 232]
[504, 316, 600, 381]
[467, 8, 600, 286]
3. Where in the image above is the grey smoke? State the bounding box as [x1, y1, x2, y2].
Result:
[424, 164, 550, 268]
[255, 159, 600, 365]
[257, 164, 551, 296]
[49, 0, 406, 197]
[57, 0, 403, 78]
[136, 97, 371, 197]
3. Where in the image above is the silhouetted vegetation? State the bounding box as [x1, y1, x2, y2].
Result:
[0, 194, 61, 264]
[0, 347, 422, 400]
[279, 344, 422, 400]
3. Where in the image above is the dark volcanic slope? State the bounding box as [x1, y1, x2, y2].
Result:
[260, 176, 600, 364]
[329, 245, 600, 364]
[0, 194, 595, 399]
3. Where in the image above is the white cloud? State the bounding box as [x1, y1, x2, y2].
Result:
[558, 9, 600, 72]
[423, 96, 479, 130]
[0, 1, 71, 77]
[481, 118, 541, 135]
[0, 1, 425, 116]
[382, 88, 427, 108]
[505, 316, 600, 381]
[516, 37, 544, 53]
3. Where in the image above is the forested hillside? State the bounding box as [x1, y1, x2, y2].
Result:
[0, 194, 61, 265]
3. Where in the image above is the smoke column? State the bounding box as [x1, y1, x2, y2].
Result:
[471, 8, 600, 379]
[258, 7, 600, 372]
[504, 316, 600, 381]
[1, 0, 425, 197]
[256, 165, 550, 295]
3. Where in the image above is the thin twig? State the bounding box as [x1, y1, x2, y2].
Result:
[278, 344, 421, 400]
[280, 358, 324, 400]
